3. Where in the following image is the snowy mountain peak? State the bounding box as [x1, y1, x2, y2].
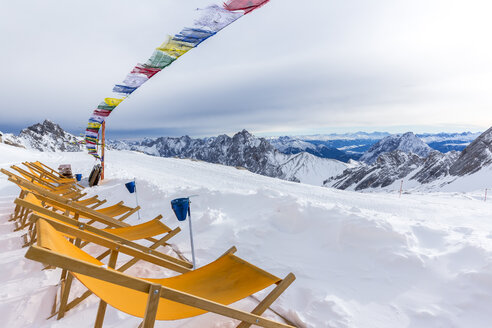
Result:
[359, 132, 432, 164]
[2, 120, 83, 152]
[22, 119, 64, 136]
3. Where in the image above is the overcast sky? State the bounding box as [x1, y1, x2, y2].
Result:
[1, 0, 491, 138]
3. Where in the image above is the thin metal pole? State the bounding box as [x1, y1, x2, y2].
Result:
[134, 178, 141, 220]
[399, 180, 403, 198]
[188, 203, 196, 269]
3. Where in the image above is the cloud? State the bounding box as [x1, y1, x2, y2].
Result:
[1, 0, 491, 137]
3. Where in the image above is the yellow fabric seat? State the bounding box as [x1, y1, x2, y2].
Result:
[96, 203, 134, 217]
[38, 219, 281, 320]
[24, 193, 171, 241]
[26, 165, 75, 184]
[101, 219, 171, 241]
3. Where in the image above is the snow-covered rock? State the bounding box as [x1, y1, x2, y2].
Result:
[359, 132, 432, 164]
[326, 150, 461, 191]
[411, 150, 460, 183]
[449, 127, 492, 176]
[327, 151, 424, 190]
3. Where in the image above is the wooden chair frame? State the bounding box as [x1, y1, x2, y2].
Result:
[11, 165, 74, 191]
[26, 216, 295, 328]
[23, 162, 77, 185]
[6, 167, 86, 199]
[2, 172, 129, 230]
[16, 198, 189, 268]
[25, 210, 190, 319]
[33, 161, 66, 178]
[1, 171, 103, 224]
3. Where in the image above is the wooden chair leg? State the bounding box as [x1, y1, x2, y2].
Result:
[51, 285, 59, 317]
[94, 249, 119, 328]
[57, 274, 74, 320]
[57, 239, 81, 320]
[141, 284, 161, 328]
[27, 224, 37, 246]
[236, 273, 296, 328]
[14, 209, 29, 231]
[10, 190, 27, 221]
[94, 301, 108, 328]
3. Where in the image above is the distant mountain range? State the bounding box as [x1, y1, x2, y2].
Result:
[267, 131, 481, 162]
[2, 121, 490, 190]
[325, 128, 492, 191]
[109, 130, 348, 185]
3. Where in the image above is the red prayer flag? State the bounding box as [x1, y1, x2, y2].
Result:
[131, 64, 162, 79]
[224, 0, 270, 14]
[93, 109, 112, 117]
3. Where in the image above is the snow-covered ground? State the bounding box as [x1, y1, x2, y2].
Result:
[1, 144, 492, 327]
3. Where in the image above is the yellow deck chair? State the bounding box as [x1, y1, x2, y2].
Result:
[27, 161, 80, 186]
[0, 170, 107, 226]
[3, 170, 125, 228]
[18, 195, 192, 320]
[21, 163, 84, 193]
[0, 169, 92, 225]
[26, 218, 295, 328]
[23, 162, 78, 186]
[9, 165, 84, 196]
[5, 168, 137, 222]
[34, 161, 70, 179]
[18, 192, 165, 245]
[15, 194, 187, 266]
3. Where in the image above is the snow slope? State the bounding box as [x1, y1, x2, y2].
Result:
[2, 144, 492, 327]
[278, 152, 348, 185]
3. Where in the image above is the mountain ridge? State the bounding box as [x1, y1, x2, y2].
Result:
[326, 128, 492, 191]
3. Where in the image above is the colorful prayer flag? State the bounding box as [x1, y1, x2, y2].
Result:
[85, 0, 270, 159]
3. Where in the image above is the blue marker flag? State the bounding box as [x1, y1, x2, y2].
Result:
[125, 181, 136, 193]
[171, 198, 190, 221]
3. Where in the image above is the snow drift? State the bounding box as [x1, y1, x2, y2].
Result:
[1, 145, 492, 327]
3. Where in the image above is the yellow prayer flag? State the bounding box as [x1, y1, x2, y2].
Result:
[104, 98, 124, 107]
[157, 38, 194, 58]
[88, 122, 101, 129]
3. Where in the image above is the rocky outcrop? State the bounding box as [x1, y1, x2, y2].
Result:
[449, 127, 492, 176]
[327, 151, 424, 190]
[411, 151, 460, 183]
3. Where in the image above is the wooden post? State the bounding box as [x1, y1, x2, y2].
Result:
[101, 121, 105, 181]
